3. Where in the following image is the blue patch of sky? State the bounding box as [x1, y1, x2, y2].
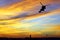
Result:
[21, 13, 60, 24]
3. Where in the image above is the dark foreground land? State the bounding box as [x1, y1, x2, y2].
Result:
[0, 35, 60, 40]
[0, 37, 60, 40]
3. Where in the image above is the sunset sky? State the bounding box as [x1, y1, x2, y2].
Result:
[0, 0, 60, 38]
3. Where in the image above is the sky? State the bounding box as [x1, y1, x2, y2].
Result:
[0, 0, 60, 38]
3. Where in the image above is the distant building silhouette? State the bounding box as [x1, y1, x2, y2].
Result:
[30, 35, 31, 39]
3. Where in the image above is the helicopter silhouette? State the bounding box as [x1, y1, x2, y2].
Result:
[39, 2, 47, 13]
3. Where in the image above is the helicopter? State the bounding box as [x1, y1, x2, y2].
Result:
[39, 2, 47, 13]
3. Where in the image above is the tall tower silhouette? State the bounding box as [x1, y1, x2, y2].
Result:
[30, 35, 31, 38]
